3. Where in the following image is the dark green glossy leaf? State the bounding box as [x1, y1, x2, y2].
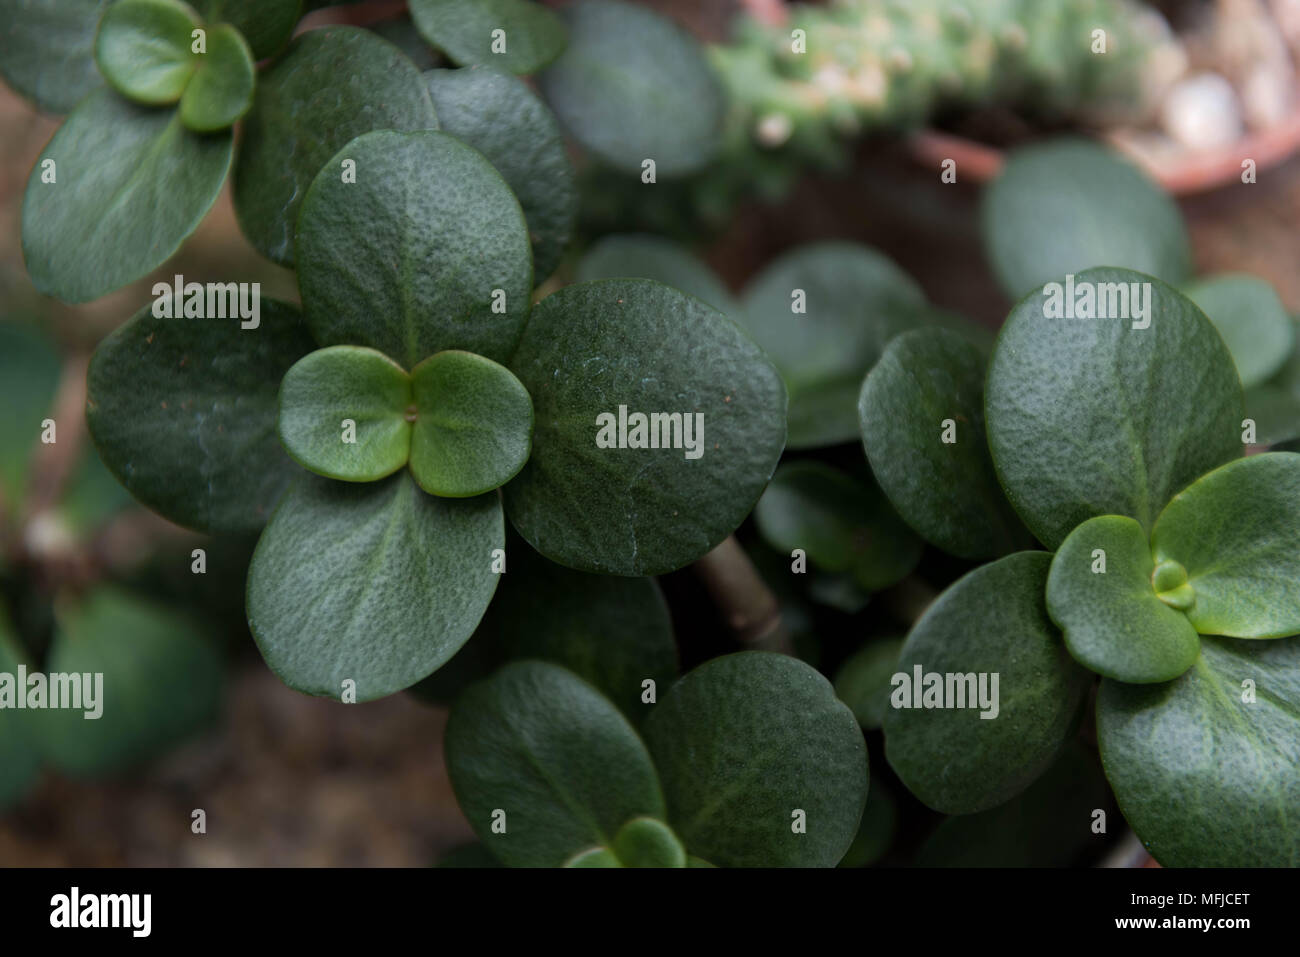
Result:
[410, 0, 564, 75]
[1098, 635, 1300, 866]
[538, 0, 722, 177]
[445, 660, 665, 867]
[643, 651, 868, 868]
[425, 66, 575, 280]
[0, 322, 60, 514]
[40, 587, 223, 776]
[981, 139, 1192, 299]
[754, 461, 921, 592]
[246, 472, 501, 700]
[504, 279, 787, 576]
[917, 742, 1114, 867]
[296, 129, 530, 367]
[278, 346, 412, 483]
[94, 0, 198, 105]
[575, 234, 739, 316]
[232, 26, 437, 265]
[195, 0, 301, 60]
[1047, 515, 1200, 683]
[860, 328, 1025, 558]
[0, 611, 41, 809]
[409, 350, 533, 498]
[611, 816, 686, 867]
[1151, 452, 1300, 638]
[986, 267, 1243, 549]
[1184, 274, 1294, 389]
[87, 296, 315, 533]
[884, 552, 1089, 814]
[0, 0, 107, 114]
[834, 637, 904, 730]
[22, 88, 233, 303]
[179, 22, 254, 132]
[742, 243, 926, 449]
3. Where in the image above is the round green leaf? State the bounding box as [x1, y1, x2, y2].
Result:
[575, 234, 740, 316]
[410, 0, 564, 75]
[94, 0, 199, 105]
[178, 22, 254, 132]
[981, 139, 1192, 300]
[468, 544, 677, 721]
[643, 651, 869, 868]
[611, 817, 686, 868]
[1184, 274, 1295, 389]
[246, 472, 502, 700]
[445, 660, 666, 867]
[1150, 452, 1300, 638]
[425, 66, 576, 280]
[40, 587, 223, 776]
[232, 25, 437, 266]
[834, 637, 905, 731]
[537, 0, 723, 178]
[883, 551, 1090, 814]
[504, 279, 787, 576]
[296, 129, 531, 367]
[0, 612, 42, 809]
[741, 243, 926, 449]
[22, 87, 233, 303]
[985, 267, 1243, 549]
[278, 346, 412, 483]
[564, 847, 620, 868]
[1047, 515, 1200, 683]
[409, 350, 534, 497]
[1098, 635, 1300, 866]
[754, 461, 922, 592]
[860, 328, 1026, 559]
[0, 322, 61, 514]
[194, 0, 301, 60]
[0, 0, 108, 114]
[87, 296, 316, 533]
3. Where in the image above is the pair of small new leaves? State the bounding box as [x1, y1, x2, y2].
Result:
[95, 0, 265, 132]
[1048, 453, 1300, 685]
[279, 346, 533, 499]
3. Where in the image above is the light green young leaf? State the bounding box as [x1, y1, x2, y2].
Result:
[985, 267, 1243, 549]
[643, 652, 868, 868]
[860, 328, 1026, 558]
[1151, 452, 1300, 638]
[884, 552, 1089, 814]
[425, 66, 576, 280]
[233, 26, 437, 265]
[538, 0, 723, 177]
[296, 130, 531, 367]
[754, 461, 922, 592]
[504, 279, 787, 576]
[1184, 274, 1294, 389]
[94, 0, 199, 105]
[611, 817, 686, 868]
[1098, 635, 1300, 866]
[1047, 514, 1200, 683]
[22, 88, 233, 303]
[742, 243, 926, 449]
[246, 472, 502, 700]
[178, 22, 255, 132]
[445, 660, 665, 867]
[278, 346, 412, 483]
[409, 350, 533, 498]
[409, 0, 565, 74]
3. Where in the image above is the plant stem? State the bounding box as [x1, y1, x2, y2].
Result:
[693, 535, 793, 654]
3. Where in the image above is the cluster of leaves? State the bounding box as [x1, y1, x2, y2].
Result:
[0, 323, 223, 810]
